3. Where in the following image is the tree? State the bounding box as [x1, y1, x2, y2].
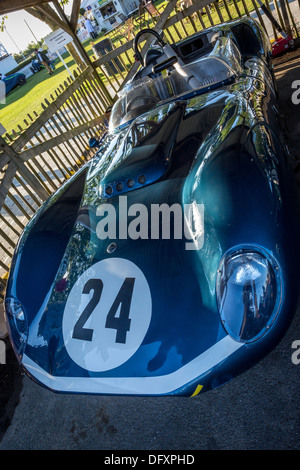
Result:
[23, 39, 43, 56]
[13, 52, 24, 63]
[0, 15, 7, 32]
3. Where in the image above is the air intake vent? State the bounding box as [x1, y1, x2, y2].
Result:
[101, 175, 148, 198]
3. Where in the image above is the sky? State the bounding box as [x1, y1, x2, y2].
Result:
[0, 2, 73, 55]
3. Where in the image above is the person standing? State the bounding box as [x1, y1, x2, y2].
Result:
[84, 17, 97, 39]
[34, 49, 53, 75]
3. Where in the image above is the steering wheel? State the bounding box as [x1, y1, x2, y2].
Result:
[133, 28, 166, 66]
[125, 95, 160, 114]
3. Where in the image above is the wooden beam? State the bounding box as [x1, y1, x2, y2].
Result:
[20, 116, 107, 162]
[93, 39, 135, 68]
[52, 0, 113, 104]
[0, 0, 52, 14]
[69, 0, 81, 32]
[34, 3, 68, 32]
[278, 0, 292, 36]
[0, 162, 17, 210]
[0, 136, 49, 201]
[164, 0, 218, 29]
[52, 0, 97, 65]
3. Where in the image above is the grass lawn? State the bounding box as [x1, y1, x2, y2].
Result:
[0, 0, 259, 138]
[0, 53, 79, 138]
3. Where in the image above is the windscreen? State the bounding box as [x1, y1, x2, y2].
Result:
[109, 38, 241, 131]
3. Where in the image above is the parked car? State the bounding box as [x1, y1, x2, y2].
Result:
[4, 18, 300, 396]
[30, 59, 42, 74]
[1, 72, 26, 95]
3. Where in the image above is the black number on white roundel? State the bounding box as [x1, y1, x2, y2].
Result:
[105, 277, 135, 344]
[62, 258, 152, 372]
[72, 278, 103, 342]
[72, 277, 135, 344]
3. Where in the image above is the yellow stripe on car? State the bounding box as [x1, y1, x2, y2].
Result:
[190, 384, 203, 397]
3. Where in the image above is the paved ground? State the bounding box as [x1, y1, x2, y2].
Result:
[251, 0, 300, 39]
[0, 46, 300, 452]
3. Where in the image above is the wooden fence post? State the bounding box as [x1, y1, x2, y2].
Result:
[52, 0, 114, 106]
[279, 0, 292, 36]
[0, 136, 49, 201]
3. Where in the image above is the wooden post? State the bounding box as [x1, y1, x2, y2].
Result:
[0, 136, 49, 201]
[69, 0, 81, 32]
[279, 0, 292, 36]
[0, 0, 52, 14]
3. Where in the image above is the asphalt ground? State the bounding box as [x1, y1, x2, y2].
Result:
[0, 46, 300, 452]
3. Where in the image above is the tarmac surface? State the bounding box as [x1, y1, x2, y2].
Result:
[0, 46, 300, 452]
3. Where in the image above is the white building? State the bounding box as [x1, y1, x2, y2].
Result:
[79, 0, 140, 34]
[0, 43, 18, 75]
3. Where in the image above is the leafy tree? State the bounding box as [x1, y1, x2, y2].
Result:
[13, 52, 24, 64]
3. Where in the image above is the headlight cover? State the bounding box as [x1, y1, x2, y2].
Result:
[216, 248, 282, 343]
[5, 296, 28, 359]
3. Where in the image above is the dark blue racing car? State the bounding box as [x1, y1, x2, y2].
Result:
[4, 18, 300, 396]
[1, 72, 26, 95]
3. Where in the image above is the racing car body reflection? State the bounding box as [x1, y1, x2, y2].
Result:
[5, 18, 300, 396]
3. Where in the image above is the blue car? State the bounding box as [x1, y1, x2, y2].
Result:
[4, 18, 300, 396]
[2, 72, 26, 95]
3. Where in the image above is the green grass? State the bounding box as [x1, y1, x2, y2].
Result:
[0, 0, 259, 137]
[0, 52, 79, 137]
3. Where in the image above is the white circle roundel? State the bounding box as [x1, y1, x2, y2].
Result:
[62, 258, 152, 372]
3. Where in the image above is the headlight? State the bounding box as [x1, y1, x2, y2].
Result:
[216, 248, 282, 342]
[5, 297, 28, 359]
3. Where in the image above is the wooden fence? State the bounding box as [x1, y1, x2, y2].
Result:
[0, 0, 299, 298]
[93, 0, 300, 93]
[0, 66, 111, 297]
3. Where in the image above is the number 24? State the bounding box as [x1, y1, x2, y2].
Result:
[72, 277, 135, 344]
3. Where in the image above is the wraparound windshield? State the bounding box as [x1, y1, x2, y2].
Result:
[109, 37, 242, 132]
